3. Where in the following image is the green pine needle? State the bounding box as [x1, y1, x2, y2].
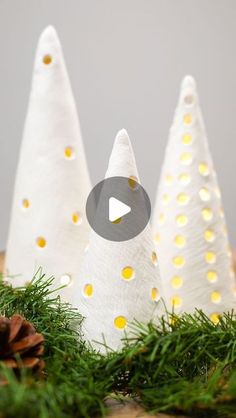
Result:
[0, 271, 236, 417]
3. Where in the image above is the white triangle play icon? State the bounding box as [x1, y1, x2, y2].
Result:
[109, 197, 131, 223]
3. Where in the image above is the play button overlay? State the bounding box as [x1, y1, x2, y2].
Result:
[109, 197, 131, 223]
[86, 176, 151, 241]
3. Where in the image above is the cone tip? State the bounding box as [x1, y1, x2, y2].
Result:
[39, 25, 59, 45]
[181, 75, 196, 90]
[115, 129, 130, 144]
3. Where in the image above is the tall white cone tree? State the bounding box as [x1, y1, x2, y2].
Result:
[72, 129, 163, 351]
[152, 76, 235, 322]
[6, 26, 91, 302]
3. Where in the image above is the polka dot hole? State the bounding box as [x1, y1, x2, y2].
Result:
[207, 271, 218, 283]
[184, 93, 195, 106]
[36, 237, 46, 248]
[210, 313, 220, 324]
[151, 252, 158, 266]
[174, 235, 186, 248]
[171, 276, 183, 289]
[151, 287, 159, 301]
[128, 176, 139, 190]
[180, 152, 193, 166]
[211, 291, 221, 304]
[162, 194, 170, 205]
[22, 199, 30, 209]
[172, 256, 185, 268]
[165, 174, 173, 186]
[170, 295, 182, 308]
[199, 163, 209, 177]
[178, 173, 191, 186]
[60, 274, 73, 287]
[64, 147, 74, 159]
[42, 54, 52, 65]
[121, 266, 135, 281]
[72, 212, 82, 225]
[204, 229, 215, 243]
[182, 133, 193, 145]
[183, 114, 193, 125]
[176, 214, 188, 227]
[114, 316, 127, 329]
[205, 252, 216, 264]
[202, 208, 213, 222]
[83, 284, 94, 297]
[177, 193, 190, 206]
[199, 187, 211, 202]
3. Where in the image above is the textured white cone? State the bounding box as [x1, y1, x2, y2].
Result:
[5, 26, 91, 302]
[72, 129, 163, 352]
[152, 76, 236, 321]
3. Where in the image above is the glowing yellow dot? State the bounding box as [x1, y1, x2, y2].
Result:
[204, 229, 215, 243]
[114, 316, 127, 329]
[162, 194, 170, 205]
[199, 187, 211, 202]
[64, 147, 74, 159]
[72, 212, 82, 225]
[170, 295, 182, 308]
[210, 313, 220, 324]
[202, 208, 213, 222]
[60, 274, 73, 287]
[36, 237, 46, 248]
[171, 276, 183, 289]
[172, 256, 185, 268]
[183, 114, 193, 125]
[207, 271, 218, 283]
[151, 287, 159, 301]
[151, 252, 158, 266]
[83, 284, 93, 297]
[182, 133, 192, 145]
[176, 214, 188, 227]
[128, 176, 139, 189]
[165, 174, 173, 186]
[22, 199, 30, 209]
[43, 54, 52, 65]
[180, 152, 193, 166]
[174, 235, 186, 248]
[154, 233, 160, 243]
[199, 163, 209, 177]
[211, 291, 221, 304]
[177, 193, 190, 206]
[178, 173, 191, 186]
[158, 213, 166, 225]
[205, 252, 216, 264]
[121, 266, 134, 281]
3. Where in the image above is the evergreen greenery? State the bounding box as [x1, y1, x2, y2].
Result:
[0, 271, 236, 417]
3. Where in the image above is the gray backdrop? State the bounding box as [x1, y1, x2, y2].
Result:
[0, 0, 235, 250]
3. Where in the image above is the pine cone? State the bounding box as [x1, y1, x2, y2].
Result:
[0, 314, 45, 377]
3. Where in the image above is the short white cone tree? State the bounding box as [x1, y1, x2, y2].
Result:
[72, 129, 163, 351]
[152, 76, 235, 323]
[6, 26, 91, 302]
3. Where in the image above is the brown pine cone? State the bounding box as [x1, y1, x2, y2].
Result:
[0, 314, 45, 377]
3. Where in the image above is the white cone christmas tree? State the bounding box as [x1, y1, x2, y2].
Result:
[152, 76, 235, 322]
[6, 26, 91, 302]
[72, 129, 163, 351]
